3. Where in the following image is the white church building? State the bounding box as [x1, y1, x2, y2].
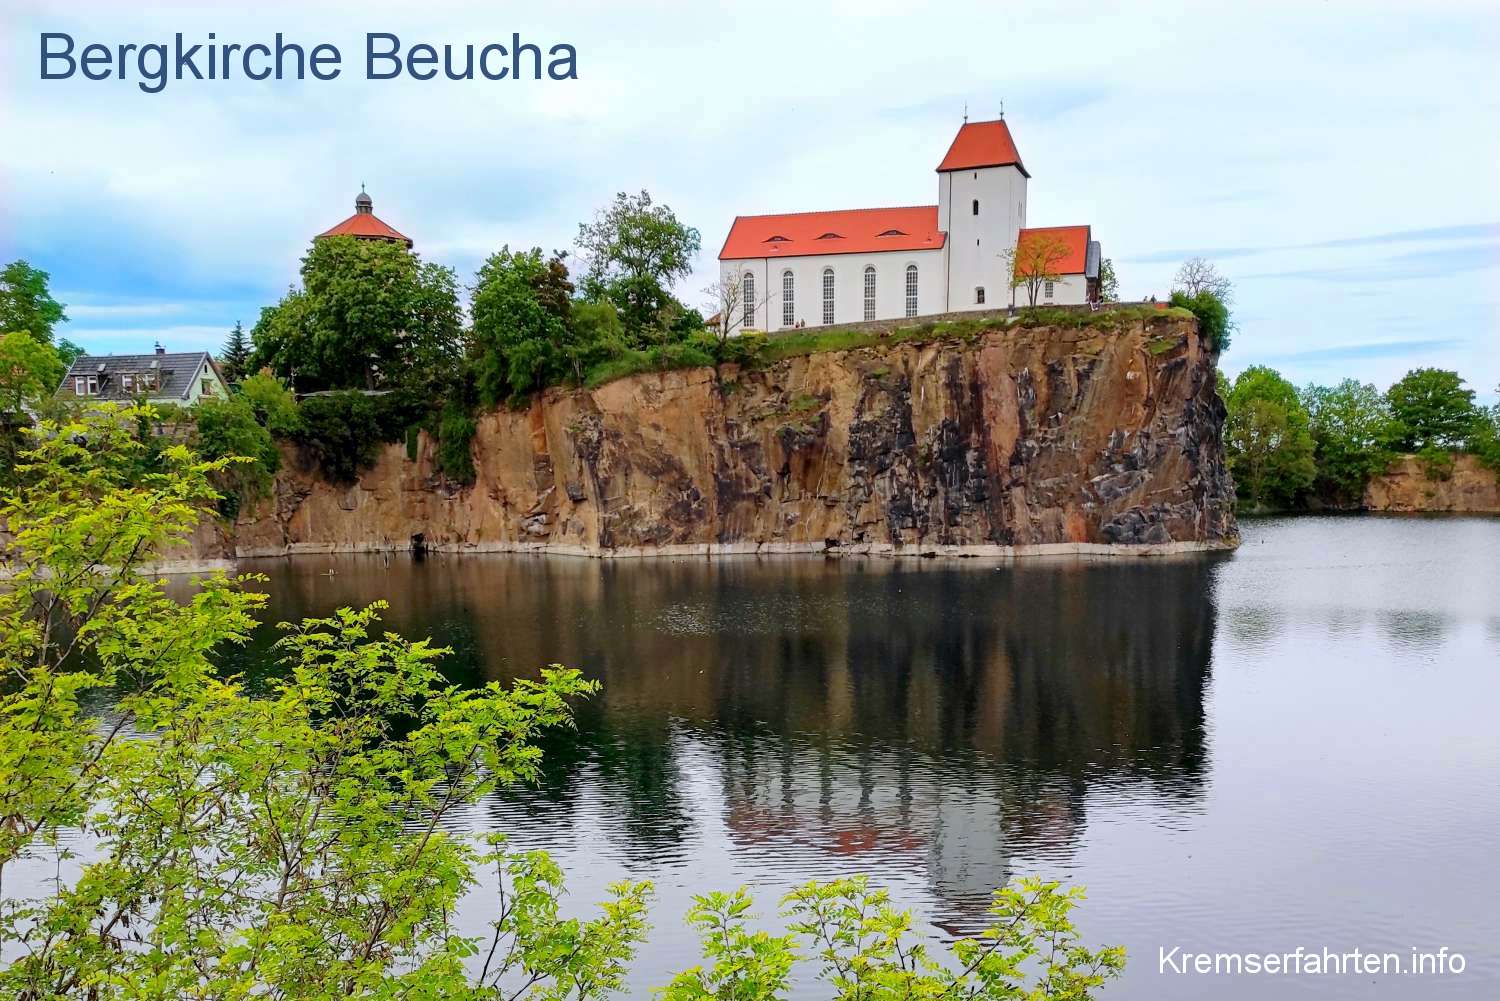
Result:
[718, 117, 1102, 331]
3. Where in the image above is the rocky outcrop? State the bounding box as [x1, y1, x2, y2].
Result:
[230, 316, 1237, 558]
[1363, 454, 1500, 513]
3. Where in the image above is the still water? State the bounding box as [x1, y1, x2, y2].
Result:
[226, 516, 1498, 999]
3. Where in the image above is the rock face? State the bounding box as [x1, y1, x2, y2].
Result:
[232, 316, 1238, 558]
[1363, 454, 1500, 514]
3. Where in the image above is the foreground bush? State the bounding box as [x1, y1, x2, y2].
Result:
[0, 407, 1124, 999]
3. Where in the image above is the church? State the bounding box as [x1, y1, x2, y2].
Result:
[718, 117, 1102, 331]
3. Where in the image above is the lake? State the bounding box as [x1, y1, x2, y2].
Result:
[217, 516, 1497, 997]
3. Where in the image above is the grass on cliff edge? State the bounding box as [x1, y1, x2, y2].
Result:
[583, 305, 1193, 387]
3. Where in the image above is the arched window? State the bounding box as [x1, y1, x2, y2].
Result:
[822, 268, 835, 324]
[742, 272, 756, 330]
[904, 265, 918, 318]
[975, 286, 986, 305]
[971, 199, 979, 216]
[863, 266, 876, 321]
[782, 270, 795, 327]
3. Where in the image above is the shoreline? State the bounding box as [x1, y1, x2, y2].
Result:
[128, 536, 1241, 575]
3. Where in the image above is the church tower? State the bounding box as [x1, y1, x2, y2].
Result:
[936, 116, 1028, 311]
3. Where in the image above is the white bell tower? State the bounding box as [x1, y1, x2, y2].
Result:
[936, 111, 1029, 312]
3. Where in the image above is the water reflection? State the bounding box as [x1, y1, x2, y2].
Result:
[227, 553, 1221, 932]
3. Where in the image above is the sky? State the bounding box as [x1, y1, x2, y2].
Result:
[2, 0, 1497, 400]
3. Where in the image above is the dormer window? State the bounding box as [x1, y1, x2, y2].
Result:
[877, 229, 907, 237]
[764, 235, 789, 243]
[816, 232, 843, 240]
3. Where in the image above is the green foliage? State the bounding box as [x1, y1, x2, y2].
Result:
[1416, 444, 1455, 481]
[0, 259, 68, 343]
[470, 246, 573, 402]
[54, 338, 85, 367]
[576, 190, 702, 337]
[436, 404, 478, 484]
[192, 394, 280, 518]
[1098, 257, 1119, 302]
[1384, 367, 1477, 451]
[1224, 366, 1316, 510]
[1300, 379, 1398, 505]
[236, 369, 302, 436]
[1468, 399, 1500, 473]
[250, 236, 462, 392]
[664, 876, 1124, 1001]
[562, 299, 630, 382]
[1169, 289, 1231, 352]
[0, 329, 65, 416]
[220, 320, 252, 384]
[292, 392, 385, 483]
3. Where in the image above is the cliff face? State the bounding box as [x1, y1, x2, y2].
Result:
[232, 316, 1238, 558]
[1363, 454, 1500, 514]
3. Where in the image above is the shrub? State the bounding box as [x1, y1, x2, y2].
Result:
[192, 395, 278, 518]
[436, 405, 478, 484]
[236, 369, 301, 436]
[293, 391, 385, 483]
[1416, 444, 1455, 481]
[1169, 290, 1231, 352]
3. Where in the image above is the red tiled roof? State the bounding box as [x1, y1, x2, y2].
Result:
[317, 213, 413, 248]
[719, 206, 945, 260]
[936, 119, 1028, 176]
[1016, 225, 1091, 274]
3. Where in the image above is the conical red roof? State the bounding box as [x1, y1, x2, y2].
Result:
[317, 190, 413, 248]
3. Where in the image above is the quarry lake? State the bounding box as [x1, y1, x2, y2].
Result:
[217, 516, 1498, 998]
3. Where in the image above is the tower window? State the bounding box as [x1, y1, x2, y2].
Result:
[822, 268, 835, 324]
[862, 266, 876, 321]
[782, 270, 795, 328]
[972, 199, 979, 216]
[742, 272, 756, 329]
[904, 265, 918, 318]
[975, 286, 986, 305]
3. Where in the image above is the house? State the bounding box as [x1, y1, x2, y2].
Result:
[316, 186, 413, 248]
[719, 115, 1102, 331]
[56, 344, 230, 407]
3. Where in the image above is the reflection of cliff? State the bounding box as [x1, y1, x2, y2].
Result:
[229, 551, 1219, 923]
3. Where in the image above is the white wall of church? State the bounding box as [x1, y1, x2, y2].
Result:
[939, 165, 1027, 313]
[721, 248, 947, 331]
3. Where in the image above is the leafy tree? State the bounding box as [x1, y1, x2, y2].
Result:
[470, 246, 572, 402]
[1384, 367, 1477, 451]
[1301, 379, 1398, 505]
[236, 369, 302, 436]
[1003, 234, 1069, 307]
[54, 338, 85, 367]
[1466, 394, 1500, 473]
[563, 299, 629, 383]
[1224, 366, 1316, 510]
[0, 260, 68, 343]
[220, 320, 252, 384]
[576, 190, 701, 337]
[192, 394, 279, 517]
[1170, 289, 1231, 353]
[0, 406, 1126, 1000]
[1097, 257, 1119, 302]
[250, 236, 462, 392]
[0, 330, 65, 418]
[292, 390, 386, 483]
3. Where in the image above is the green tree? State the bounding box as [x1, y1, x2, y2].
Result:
[55, 338, 85, 367]
[0, 260, 68, 343]
[576, 190, 701, 337]
[0, 330, 65, 417]
[1467, 394, 1500, 473]
[192, 394, 279, 517]
[470, 246, 572, 402]
[1097, 257, 1119, 303]
[250, 236, 462, 392]
[220, 320, 251, 384]
[1384, 367, 1477, 451]
[1169, 289, 1231, 352]
[236, 369, 302, 436]
[0, 406, 1126, 1000]
[1300, 379, 1398, 505]
[562, 299, 628, 382]
[1224, 366, 1316, 509]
